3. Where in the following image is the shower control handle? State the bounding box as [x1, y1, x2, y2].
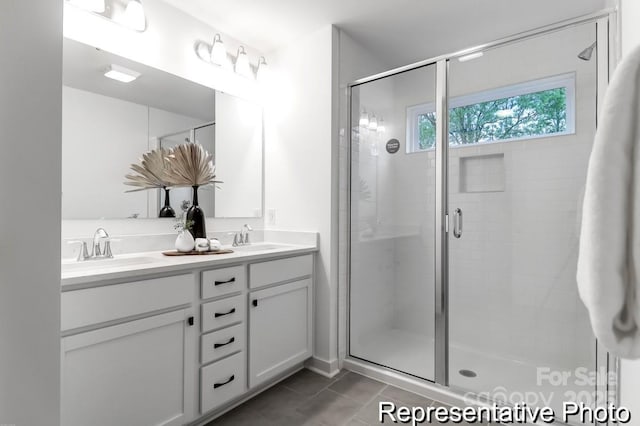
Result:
[453, 208, 463, 238]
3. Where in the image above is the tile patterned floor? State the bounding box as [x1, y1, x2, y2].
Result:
[207, 369, 454, 426]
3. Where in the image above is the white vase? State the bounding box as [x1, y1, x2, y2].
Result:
[175, 231, 195, 252]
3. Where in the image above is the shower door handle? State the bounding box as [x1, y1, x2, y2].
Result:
[453, 208, 463, 238]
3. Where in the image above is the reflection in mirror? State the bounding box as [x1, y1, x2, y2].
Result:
[158, 123, 216, 217]
[62, 38, 263, 220]
[214, 92, 263, 218]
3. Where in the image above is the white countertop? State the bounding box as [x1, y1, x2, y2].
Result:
[61, 242, 317, 289]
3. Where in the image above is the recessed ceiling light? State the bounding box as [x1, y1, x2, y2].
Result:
[104, 64, 141, 83]
[458, 52, 484, 62]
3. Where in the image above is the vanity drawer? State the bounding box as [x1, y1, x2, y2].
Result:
[201, 323, 245, 364]
[249, 254, 313, 289]
[201, 294, 245, 332]
[61, 274, 192, 331]
[201, 265, 245, 299]
[201, 351, 246, 414]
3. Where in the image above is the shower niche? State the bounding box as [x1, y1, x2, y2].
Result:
[458, 154, 505, 193]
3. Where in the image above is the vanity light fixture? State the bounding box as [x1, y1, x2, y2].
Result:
[195, 41, 212, 63]
[195, 35, 266, 80]
[68, 0, 105, 13]
[211, 34, 228, 66]
[122, 0, 146, 31]
[66, 0, 146, 32]
[377, 118, 385, 133]
[458, 51, 484, 62]
[368, 114, 378, 131]
[234, 46, 252, 79]
[104, 64, 141, 83]
[256, 56, 269, 82]
[359, 110, 369, 127]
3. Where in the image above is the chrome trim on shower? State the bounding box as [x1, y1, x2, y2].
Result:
[434, 59, 449, 386]
[345, 83, 353, 373]
[594, 15, 621, 419]
[349, 9, 615, 88]
[452, 208, 463, 239]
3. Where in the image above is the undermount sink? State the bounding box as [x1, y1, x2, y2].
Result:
[232, 243, 292, 252]
[62, 256, 159, 273]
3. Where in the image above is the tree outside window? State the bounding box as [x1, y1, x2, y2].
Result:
[409, 74, 574, 152]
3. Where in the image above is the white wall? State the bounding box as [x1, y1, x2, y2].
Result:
[619, 0, 640, 422]
[621, 0, 640, 55]
[265, 24, 339, 372]
[0, 1, 62, 425]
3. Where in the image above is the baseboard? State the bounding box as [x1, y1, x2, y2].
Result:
[304, 356, 341, 378]
[343, 358, 462, 407]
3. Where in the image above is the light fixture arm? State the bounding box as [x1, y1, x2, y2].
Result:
[66, 0, 147, 32]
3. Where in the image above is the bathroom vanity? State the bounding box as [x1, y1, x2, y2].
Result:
[60, 244, 316, 426]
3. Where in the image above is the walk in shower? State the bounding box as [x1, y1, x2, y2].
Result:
[347, 12, 616, 418]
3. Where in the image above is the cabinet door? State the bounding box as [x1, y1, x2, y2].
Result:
[249, 278, 312, 388]
[61, 309, 195, 426]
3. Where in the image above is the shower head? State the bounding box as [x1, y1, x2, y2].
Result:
[578, 42, 597, 61]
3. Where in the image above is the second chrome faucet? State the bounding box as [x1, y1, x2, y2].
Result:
[232, 224, 253, 247]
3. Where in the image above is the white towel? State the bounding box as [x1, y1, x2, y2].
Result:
[577, 44, 640, 359]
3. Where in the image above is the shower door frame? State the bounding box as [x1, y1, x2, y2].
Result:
[345, 7, 619, 414]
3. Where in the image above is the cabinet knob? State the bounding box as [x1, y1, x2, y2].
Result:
[187, 316, 194, 326]
[252, 299, 258, 307]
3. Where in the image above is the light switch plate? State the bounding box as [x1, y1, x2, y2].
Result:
[267, 209, 276, 225]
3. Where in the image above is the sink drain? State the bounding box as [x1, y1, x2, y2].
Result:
[459, 369, 477, 378]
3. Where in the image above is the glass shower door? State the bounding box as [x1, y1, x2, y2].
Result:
[447, 23, 598, 414]
[349, 64, 438, 380]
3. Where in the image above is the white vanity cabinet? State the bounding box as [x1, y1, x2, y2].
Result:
[61, 248, 315, 425]
[61, 274, 196, 426]
[248, 255, 313, 388]
[199, 264, 248, 415]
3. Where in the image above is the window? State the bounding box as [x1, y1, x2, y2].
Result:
[406, 73, 576, 153]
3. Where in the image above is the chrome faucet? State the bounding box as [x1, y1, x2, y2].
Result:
[92, 228, 113, 258]
[71, 228, 114, 261]
[232, 224, 253, 247]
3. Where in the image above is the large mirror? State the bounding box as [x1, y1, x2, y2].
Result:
[62, 38, 263, 219]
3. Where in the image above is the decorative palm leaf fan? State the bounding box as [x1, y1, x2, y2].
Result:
[124, 147, 173, 192]
[165, 143, 222, 188]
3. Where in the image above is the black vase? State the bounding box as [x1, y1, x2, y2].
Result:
[159, 187, 176, 218]
[186, 185, 206, 239]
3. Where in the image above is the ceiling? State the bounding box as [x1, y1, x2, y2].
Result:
[162, 0, 606, 68]
[63, 38, 214, 121]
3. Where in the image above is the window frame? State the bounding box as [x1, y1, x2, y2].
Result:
[405, 72, 576, 154]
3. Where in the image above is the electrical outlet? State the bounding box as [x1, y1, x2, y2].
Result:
[267, 209, 276, 226]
